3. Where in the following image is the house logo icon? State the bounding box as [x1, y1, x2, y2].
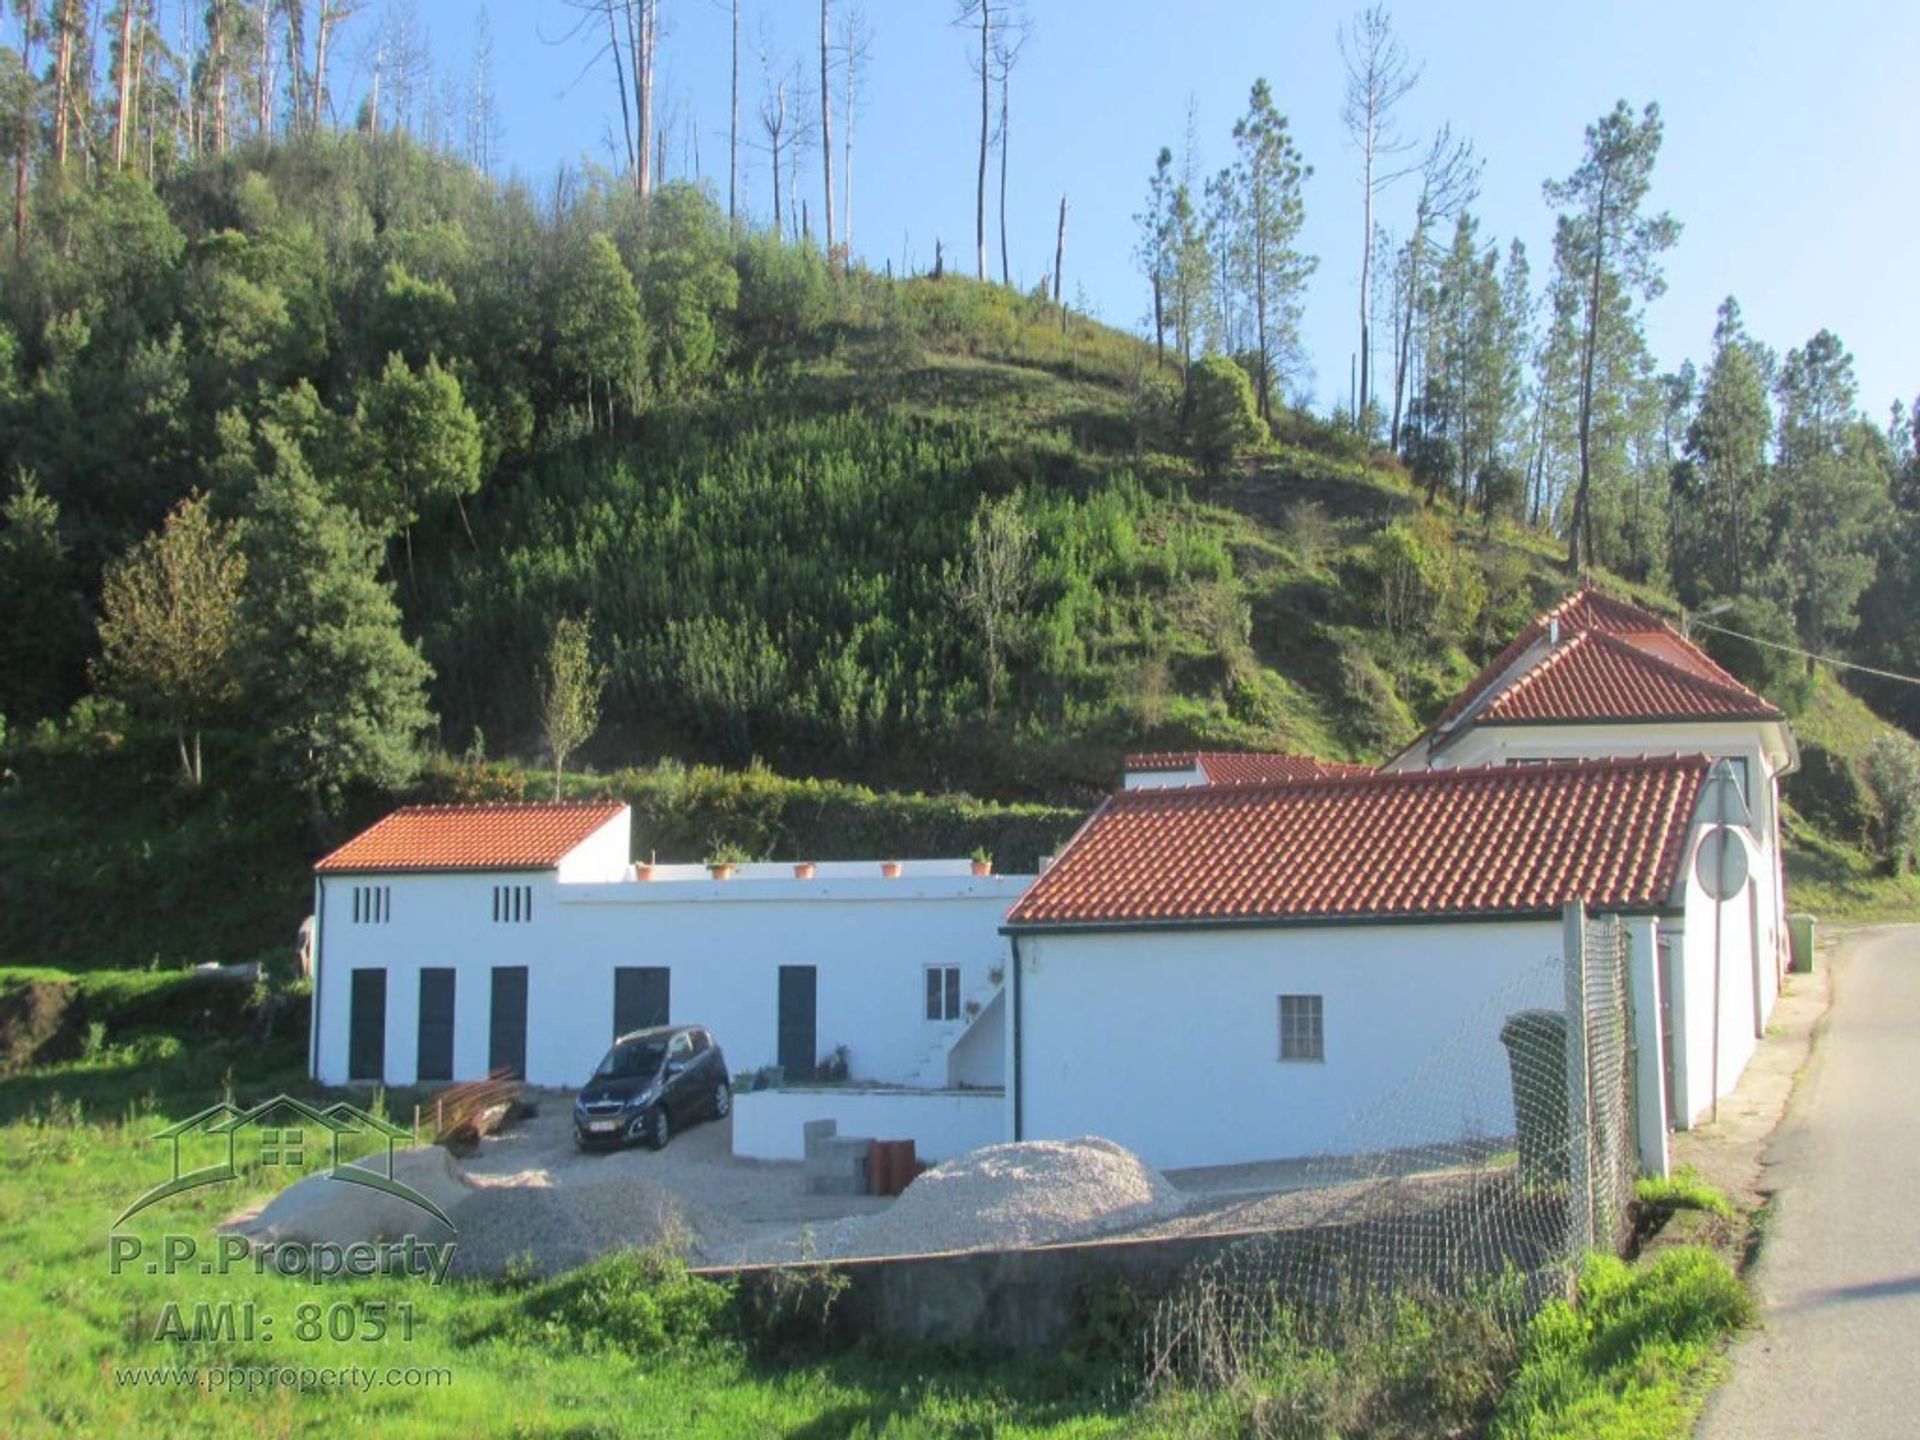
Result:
[114, 1094, 455, 1229]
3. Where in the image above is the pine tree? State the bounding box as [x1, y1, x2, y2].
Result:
[241, 433, 434, 813]
[1682, 298, 1772, 598]
[1543, 101, 1679, 572]
[1230, 79, 1315, 424]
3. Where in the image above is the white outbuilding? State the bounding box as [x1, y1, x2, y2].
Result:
[310, 802, 1025, 1157]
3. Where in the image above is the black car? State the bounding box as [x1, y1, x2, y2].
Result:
[573, 1025, 731, 1151]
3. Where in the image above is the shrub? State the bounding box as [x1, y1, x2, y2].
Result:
[482, 1249, 732, 1357]
[1865, 733, 1920, 873]
[1185, 355, 1266, 478]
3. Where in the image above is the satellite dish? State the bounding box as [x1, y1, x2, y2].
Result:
[1694, 825, 1750, 901]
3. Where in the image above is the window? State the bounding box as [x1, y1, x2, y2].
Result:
[688, 1030, 710, 1055]
[351, 885, 390, 924]
[492, 884, 533, 923]
[925, 965, 962, 1021]
[1278, 994, 1324, 1062]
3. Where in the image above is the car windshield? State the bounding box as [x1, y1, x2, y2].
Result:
[594, 1039, 667, 1079]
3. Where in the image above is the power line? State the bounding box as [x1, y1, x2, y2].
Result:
[1689, 619, 1920, 688]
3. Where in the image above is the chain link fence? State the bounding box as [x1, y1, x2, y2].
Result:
[1134, 902, 1642, 1394]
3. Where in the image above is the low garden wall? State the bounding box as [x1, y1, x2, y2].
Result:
[730, 1085, 1006, 1162]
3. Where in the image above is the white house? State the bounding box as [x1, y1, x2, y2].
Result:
[1002, 753, 1769, 1170]
[306, 587, 1793, 1174]
[1383, 587, 1797, 986]
[309, 803, 1026, 1158]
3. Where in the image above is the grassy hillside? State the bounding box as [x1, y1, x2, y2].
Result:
[2, 199, 1914, 972]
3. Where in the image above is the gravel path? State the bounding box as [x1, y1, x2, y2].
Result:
[247, 1092, 1503, 1274]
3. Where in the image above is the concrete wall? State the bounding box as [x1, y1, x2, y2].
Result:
[1013, 921, 1564, 1171]
[313, 867, 1027, 1090]
[730, 1086, 1007, 1162]
[707, 1171, 1566, 1353]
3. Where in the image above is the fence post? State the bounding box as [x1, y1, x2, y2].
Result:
[1626, 917, 1670, 1179]
[1563, 900, 1595, 1253]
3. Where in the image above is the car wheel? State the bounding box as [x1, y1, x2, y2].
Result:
[644, 1106, 670, 1150]
[712, 1081, 732, 1120]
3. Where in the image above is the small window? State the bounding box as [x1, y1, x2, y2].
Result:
[688, 1030, 710, 1055]
[491, 884, 533, 923]
[668, 1031, 693, 1062]
[925, 965, 962, 1021]
[1278, 994, 1324, 1062]
[351, 885, 390, 924]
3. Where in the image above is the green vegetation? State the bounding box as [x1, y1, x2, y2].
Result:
[1635, 1167, 1736, 1222]
[1490, 1249, 1752, 1440]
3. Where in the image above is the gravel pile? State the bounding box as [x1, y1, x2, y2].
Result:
[810, 1137, 1184, 1259]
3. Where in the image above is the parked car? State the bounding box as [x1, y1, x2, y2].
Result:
[573, 1025, 731, 1151]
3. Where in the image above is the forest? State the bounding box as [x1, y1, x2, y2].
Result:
[0, 2, 1917, 972]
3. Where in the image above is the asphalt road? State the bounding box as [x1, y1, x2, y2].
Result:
[1698, 925, 1920, 1440]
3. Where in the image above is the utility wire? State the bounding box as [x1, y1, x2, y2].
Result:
[1689, 619, 1920, 688]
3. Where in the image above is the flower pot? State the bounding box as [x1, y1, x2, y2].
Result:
[793, 862, 817, 880]
[880, 861, 902, 879]
[970, 859, 992, 877]
[708, 863, 735, 881]
[634, 863, 655, 882]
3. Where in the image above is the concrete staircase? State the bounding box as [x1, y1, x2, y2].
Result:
[901, 975, 1001, 1089]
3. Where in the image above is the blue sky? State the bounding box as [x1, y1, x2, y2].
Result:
[407, 0, 1918, 420]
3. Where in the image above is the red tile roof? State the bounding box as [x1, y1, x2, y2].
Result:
[1476, 630, 1781, 725]
[1430, 587, 1774, 735]
[1006, 757, 1708, 929]
[314, 802, 629, 874]
[1124, 752, 1376, 785]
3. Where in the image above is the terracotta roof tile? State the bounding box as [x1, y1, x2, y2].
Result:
[1124, 752, 1376, 785]
[1006, 757, 1707, 928]
[1477, 630, 1780, 725]
[1426, 586, 1776, 741]
[314, 802, 629, 874]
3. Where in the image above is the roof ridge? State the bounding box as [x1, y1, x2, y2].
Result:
[1581, 628, 1771, 705]
[1109, 753, 1709, 807]
[1484, 627, 1772, 720]
[388, 799, 628, 815]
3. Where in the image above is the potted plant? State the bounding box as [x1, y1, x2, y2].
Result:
[970, 846, 993, 877]
[880, 860, 903, 879]
[964, 998, 982, 1019]
[705, 843, 749, 880]
[793, 861, 817, 880]
[987, 963, 1005, 987]
[634, 861, 656, 882]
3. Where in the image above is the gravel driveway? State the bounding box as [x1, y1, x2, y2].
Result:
[452, 1091, 893, 1271]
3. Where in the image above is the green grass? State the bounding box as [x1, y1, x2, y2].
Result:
[1489, 1249, 1752, 1440]
[0, 1077, 1130, 1439]
[1783, 817, 1920, 924]
[1635, 1167, 1735, 1222]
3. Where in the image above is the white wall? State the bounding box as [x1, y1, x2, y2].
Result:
[312, 868, 1028, 1091]
[1122, 764, 1207, 790]
[555, 812, 634, 883]
[1667, 824, 1765, 1126]
[731, 1086, 1007, 1162]
[1012, 921, 1565, 1171]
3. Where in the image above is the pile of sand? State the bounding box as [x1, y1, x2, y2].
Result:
[811, 1137, 1184, 1259]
